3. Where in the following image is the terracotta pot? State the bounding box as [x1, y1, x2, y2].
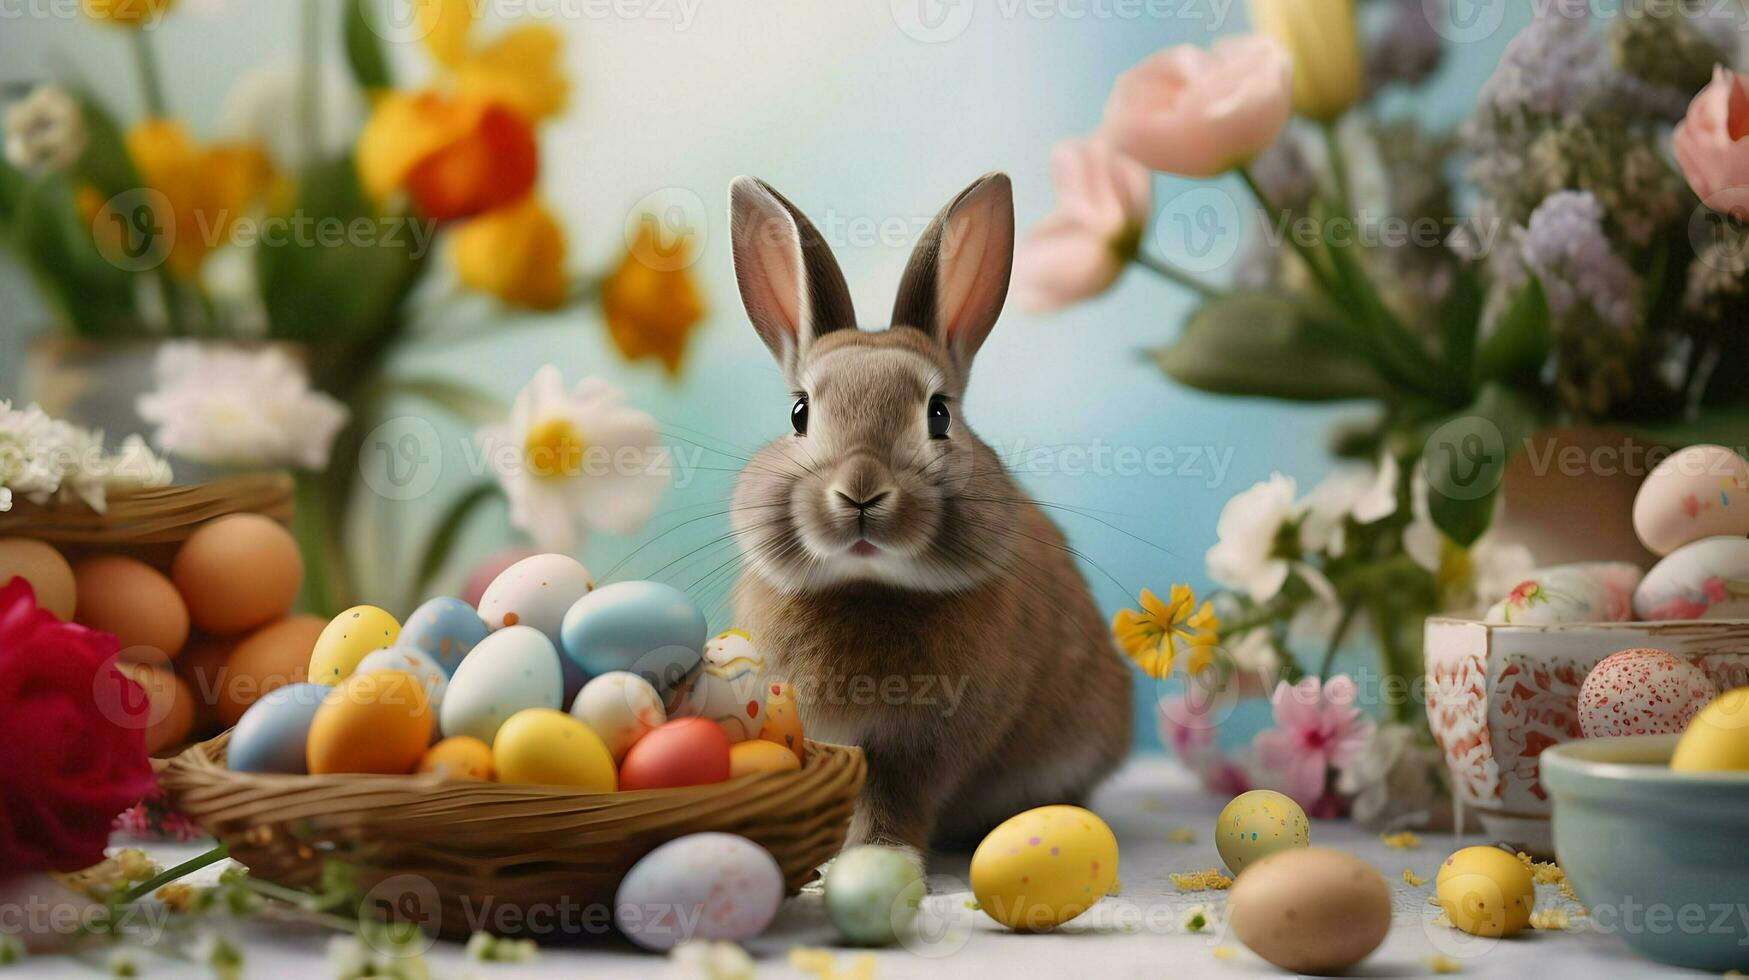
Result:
[1494, 426, 1658, 567]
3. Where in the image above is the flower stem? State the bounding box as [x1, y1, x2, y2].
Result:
[1238, 167, 1338, 298]
[1320, 120, 1353, 218]
[1317, 600, 1361, 682]
[1132, 251, 1223, 299]
[116, 843, 229, 905]
[130, 29, 169, 118]
[299, 0, 322, 166]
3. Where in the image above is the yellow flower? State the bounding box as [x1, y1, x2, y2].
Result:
[453, 196, 569, 310]
[417, 0, 473, 68]
[81, 0, 174, 27]
[1248, 0, 1363, 122]
[601, 222, 706, 377]
[1112, 584, 1219, 679]
[123, 119, 272, 279]
[356, 92, 538, 220]
[456, 26, 570, 122]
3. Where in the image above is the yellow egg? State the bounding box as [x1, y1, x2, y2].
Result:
[306, 670, 431, 775]
[970, 805, 1118, 931]
[729, 738, 802, 778]
[1435, 846, 1534, 938]
[418, 736, 495, 781]
[1671, 687, 1749, 771]
[308, 606, 401, 685]
[758, 681, 804, 763]
[493, 708, 616, 790]
[1216, 790, 1310, 874]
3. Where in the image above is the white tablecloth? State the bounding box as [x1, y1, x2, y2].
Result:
[25, 757, 1700, 978]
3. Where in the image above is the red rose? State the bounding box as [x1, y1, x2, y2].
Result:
[0, 576, 155, 873]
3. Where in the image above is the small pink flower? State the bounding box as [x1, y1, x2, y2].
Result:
[1253, 675, 1374, 808]
[1674, 66, 1749, 222]
[1100, 35, 1293, 178]
[1013, 136, 1152, 312]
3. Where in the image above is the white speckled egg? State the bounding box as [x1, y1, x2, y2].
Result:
[1634, 536, 1749, 619]
[440, 626, 563, 743]
[670, 630, 766, 742]
[1216, 790, 1310, 874]
[613, 833, 784, 950]
[1484, 562, 1642, 625]
[477, 554, 595, 699]
[1579, 648, 1719, 738]
[356, 646, 450, 739]
[398, 597, 489, 676]
[570, 671, 666, 762]
[824, 846, 924, 946]
[1633, 444, 1749, 557]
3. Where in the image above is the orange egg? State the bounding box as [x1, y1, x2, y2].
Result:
[758, 681, 805, 763]
[177, 634, 238, 731]
[217, 615, 322, 726]
[72, 556, 189, 660]
[729, 738, 802, 778]
[619, 717, 731, 790]
[418, 736, 496, 781]
[173, 515, 303, 635]
[306, 670, 432, 775]
[118, 662, 195, 754]
[0, 538, 77, 621]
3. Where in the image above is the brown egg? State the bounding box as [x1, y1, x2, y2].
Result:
[217, 615, 322, 726]
[172, 515, 303, 635]
[0, 538, 77, 621]
[72, 556, 189, 660]
[177, 634, 239, 732]
[118, 662, 195, 755]
[1227, 847, 1392, 974]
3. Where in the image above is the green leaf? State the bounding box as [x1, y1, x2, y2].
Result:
[1154, 292, 1395, 401]
[343, 0, 394, 91]
[71, 94, 140, 200]
[6, 176, 140, 336]
[408, 482, 500, 605]
[1440, 262, 1483, 387]
[377, 376, 506, 426]
[1422, 385, 1541, 547]
[1475, 276, 1550, 386]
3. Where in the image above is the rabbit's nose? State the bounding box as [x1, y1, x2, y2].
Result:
[829, 458, 895, 514]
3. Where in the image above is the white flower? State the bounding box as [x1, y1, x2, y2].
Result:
[477, 366, 669, 553]
[218, 59, 365, 170]
[1298, 454, 1400, 556]
[1206, 473, 1298, 601]
[0, 401, 171, 514]
[1336, 721, 1445, 830]
[136, 343, 348, 470]
[1405, 462, 1535, 614]
[3, 84, 86, 175]
[666, 940, 754, 980]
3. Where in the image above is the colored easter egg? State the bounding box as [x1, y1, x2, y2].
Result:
[1633, 444, 1749, 557]
[560, 580, 705, 694]
[728, 738, 802, 778]
[440, 625, 563, 743]
[1228, 848, 1391, 973]
[1436, 845, 1535, 938]
[172, 514, 303, 635]
[670, 629, 766, 742]
[305, 670, 431, 775]
[216, 615, 322, 726]
[398, 597, 489, 676]
[0, 538, 76, 621]
[570, 671, 665, 763]
[1672, 687, 1749, 772]
[1578, 648, 1719, 739]
[357, 646, 450, 740]
[418, 736, 495, 780]
[492, 708, 617, 790]
[824, 846, 925, 946]
[618, 717, 731, 791]
[614, 833, 784, 950]
[1216, 790, 1310, 875]
[1634, 536, 1749, 619]
[477, 553, 594, 700]
[460, 547, 536, 608]
[307, 606, 400, 685]
[73, 556, 189, 660]
[227, 683, 328, 774]
[970, 805, 1118, 931]
[1485, 562, 1642, 624]
[758, 681, 805, 762]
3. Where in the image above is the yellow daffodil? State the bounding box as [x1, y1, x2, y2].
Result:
[453, 196, 569, 310]
[1113, 584, 1220, 679]
[81, 0, 174, 27]
[601, 223, 705, 377]
[456, 26, 570, 122]
[417, 0, 473, 68]
[1248, 0, 1363, 122]
[356, 92, 538, 221]
[122, 119, 271, 278]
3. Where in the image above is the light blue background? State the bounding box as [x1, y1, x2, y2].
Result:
[0, 0, 1530, 751]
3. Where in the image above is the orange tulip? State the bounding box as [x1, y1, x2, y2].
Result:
[601, 222, 705, 376]
[452, 197, 569, 310]
[122, 119, 271, 278]
[356, 92, 538, 221]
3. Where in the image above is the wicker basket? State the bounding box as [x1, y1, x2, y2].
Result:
[155, 732, 866, 939]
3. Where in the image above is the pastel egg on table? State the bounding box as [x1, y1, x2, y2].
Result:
[398, 596, 489, 675]
[672, 630, 767, 742]
[476, 553, 596, 699]
[1633, 444, 1749, 556]
[560, 580, 707, 695]
[1633, 536, 1749, 620]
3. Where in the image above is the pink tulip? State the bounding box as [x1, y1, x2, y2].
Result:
[1674, 66, 1749, 222]
[1100, 36, 1293, 178]
[1012, 136, 1152, 311]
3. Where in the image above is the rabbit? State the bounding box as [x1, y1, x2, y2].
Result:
[726, 172, 1133, 863]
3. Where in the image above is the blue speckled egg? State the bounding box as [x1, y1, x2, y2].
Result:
[561, 581, 706, 695]
[613, 833, 783, 950]
[824, 846, 924, 945]
[228, 683, 328, 773]
[398, 597, 489, 675]
[440, 626, 563, 743]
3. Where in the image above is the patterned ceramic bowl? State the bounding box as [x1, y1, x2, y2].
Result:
[1423, 618, 1749, 854]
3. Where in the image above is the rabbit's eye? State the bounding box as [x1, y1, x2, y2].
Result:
[927, 395, 951, 439]
[791, 396, 809, 436]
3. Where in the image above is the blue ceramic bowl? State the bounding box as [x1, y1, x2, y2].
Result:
[1541, 735, 1749, 971]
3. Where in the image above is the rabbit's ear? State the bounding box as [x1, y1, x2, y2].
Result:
[729, 176, 856, 368]
[891, 172, 1014, 368]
